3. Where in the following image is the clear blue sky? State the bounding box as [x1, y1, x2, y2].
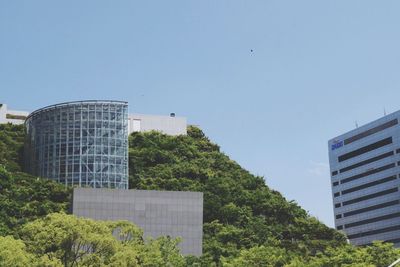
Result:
[1, 1, 400, 227]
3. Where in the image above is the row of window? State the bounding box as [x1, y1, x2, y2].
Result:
[333, 175, 397, 197]
[334, 187, 398, 208]
[333, 163, 396, 186]
[331, 148, 400, 176]
[332, 148, 400, 177]
[339, 151, 395, 174]
[338, 137, 393, 162]
[343, 119, 398, 145]
[344, 212, 400, 229]
[342, 187, 398, 206]
[347, 224, 400, 239]
[343, 200, 400, 217]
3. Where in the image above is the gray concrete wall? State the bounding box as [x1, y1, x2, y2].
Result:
[129, 113, 187, 136]
[72, 188, 203, 256]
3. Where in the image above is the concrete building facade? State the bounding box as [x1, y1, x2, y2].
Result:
[0, 104, 29, 125]
[72, 188, 203, 256]
[329, 111, 400, 246]
[128, 113, 187, 136]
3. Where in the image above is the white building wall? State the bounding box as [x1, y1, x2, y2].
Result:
[128, 113, 187, 136]
[0, 104, 29, 125]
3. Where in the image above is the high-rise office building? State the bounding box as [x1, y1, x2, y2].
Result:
[328, 111, 400, 246]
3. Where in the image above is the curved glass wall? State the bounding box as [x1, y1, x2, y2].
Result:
[24, 100, 128, 189]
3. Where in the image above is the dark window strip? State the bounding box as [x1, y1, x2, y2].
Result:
[348, 224, 400, 239]
[363, 237, 400, 246]
[336, 214, 342, 219]
[344, 200, 400, 218]
[344, 119, 398, 145]
[333, 181, 339, 186]
[396, 148, 400, 154]
[345, 212, 400, 229]
[341, 175, 397, 195]
[335, 203, 341, 208]
[332, 170, 338, 176]
[337, 225, 343, 230]
[384, 237, 400, 244]
[342, 187, 398, 206]
[341, 163, 395, 184]
[338, 137, 393, 162]
[339, 151, 394, 173]
[334, 192, 340, 197]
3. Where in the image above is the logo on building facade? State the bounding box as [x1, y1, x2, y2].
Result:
[331, 140, 343, 150]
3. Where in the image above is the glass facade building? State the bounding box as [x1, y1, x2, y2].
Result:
[24, 100, 129, 189]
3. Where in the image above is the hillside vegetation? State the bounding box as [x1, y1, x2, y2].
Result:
[129, 126, 346, 263]
[1, 123, 400, 266]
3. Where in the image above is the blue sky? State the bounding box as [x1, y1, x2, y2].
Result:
[1, 1, 400, 226]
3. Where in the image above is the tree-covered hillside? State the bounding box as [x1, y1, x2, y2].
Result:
[0, 124, 70, 236]
[128, 126, 346, 263]
[2, 123, 400, 266]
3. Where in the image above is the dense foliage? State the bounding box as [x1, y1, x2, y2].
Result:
[1, 123, 400, 266]
[1, 213, 185, 267]
[0, 124, 25, 172]
[0, 125, 70, 236]
[0, 167, 70, 236]
[129, 126, 347, 263]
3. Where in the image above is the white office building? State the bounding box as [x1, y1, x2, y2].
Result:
[328, 111, 400, 246]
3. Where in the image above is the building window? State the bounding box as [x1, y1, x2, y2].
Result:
[341, 175, 396, 195]
[344, 119, 398, 145]
[340, 163, 395, 184]
[338, 137, 393, 162]
[342, 187, 398, 206]
[348, 224, 400, 239]
[344, 200, 400, 218]
[345, 212, 400, 229]
[339, 151, 394, 173]
[335, 203, 341, 208]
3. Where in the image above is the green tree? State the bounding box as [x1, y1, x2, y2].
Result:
[222, 245, 291, 267]
[0, 236, 33, 267]
[128, 126, 347, 263]
[20, 212, 120, 266]
[17, 212, 185, 267]
[0, 166, 70, 236]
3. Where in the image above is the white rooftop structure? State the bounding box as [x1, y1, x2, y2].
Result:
[128, 113, 187, 135]
[0, 103, 187, 136]
[0, 104, 29, 125]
